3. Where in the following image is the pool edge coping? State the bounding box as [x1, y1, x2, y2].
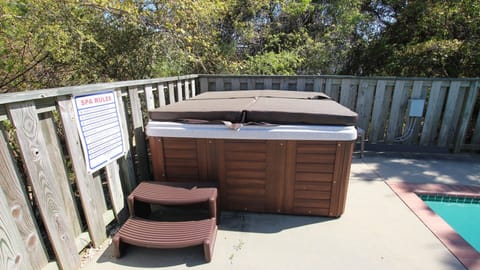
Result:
[386, 181, 480, 270]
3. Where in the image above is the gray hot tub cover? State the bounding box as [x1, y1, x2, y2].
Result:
[148, 90, 357, 126]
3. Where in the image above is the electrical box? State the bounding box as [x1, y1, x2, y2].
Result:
[408, 99, 425, 117]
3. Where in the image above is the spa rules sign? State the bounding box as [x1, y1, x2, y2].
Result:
[73, 91, 126, 173]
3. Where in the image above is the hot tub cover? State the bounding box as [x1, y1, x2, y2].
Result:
[149, 90, 357, 126]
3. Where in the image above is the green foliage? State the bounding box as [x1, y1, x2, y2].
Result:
[348, 0, 480, 77]
[1, 0, 478, 93]
[243, 51, 303, 75]
[0, 1, 101, 91]
[389, 39, 463, 77]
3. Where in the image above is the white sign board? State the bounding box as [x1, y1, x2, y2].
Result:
[73, 91, 126, 173]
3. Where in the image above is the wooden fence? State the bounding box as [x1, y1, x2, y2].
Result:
[0, 74, 479, 269]
[200, 75, 480, 152]
[0, 75, 197, 269]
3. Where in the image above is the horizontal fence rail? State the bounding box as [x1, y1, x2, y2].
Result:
[0, 73, 479, 269]
[199, 75, 480, 152]
[0, 75, 198, 269]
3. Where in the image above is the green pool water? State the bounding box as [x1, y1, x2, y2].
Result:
[420, 195, 480, 252]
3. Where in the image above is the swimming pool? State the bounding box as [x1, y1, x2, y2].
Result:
[419, 194, 480, 252]
[387, 182, 480, 270]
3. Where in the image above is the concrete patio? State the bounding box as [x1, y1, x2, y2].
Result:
[81, 151, 480, 270]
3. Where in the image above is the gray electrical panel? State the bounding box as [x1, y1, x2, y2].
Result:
[409, 99, 425, 117]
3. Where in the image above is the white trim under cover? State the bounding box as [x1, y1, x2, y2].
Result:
[146, 121, 357, 141]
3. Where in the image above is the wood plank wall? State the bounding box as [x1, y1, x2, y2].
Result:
[199, 75, 480, 152]
[0, 75, 198, 269]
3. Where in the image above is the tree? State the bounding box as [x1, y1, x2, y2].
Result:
[2, 0, 478, 94]
[346, 0, 480, 77]
[0, 0, 161, 92]
[228, 0, 368, 74]
[0, 0, 86, 92]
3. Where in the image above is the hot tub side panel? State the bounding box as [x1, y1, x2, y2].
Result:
[149, 137, 217, 183]
[216, 140, 287, 213]
[283, 141, 354, 217]
[149, 137, 353, 217]
[284, 141, 335, 216]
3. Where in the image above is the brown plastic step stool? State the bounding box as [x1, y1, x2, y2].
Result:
[113, 217, 217, 262]
[113, 182, 218, 262]
[127, 181, 218, 220]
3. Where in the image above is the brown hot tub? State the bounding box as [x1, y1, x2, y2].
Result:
[146, 90, 357, 217]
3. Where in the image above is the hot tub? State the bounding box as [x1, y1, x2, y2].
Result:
[146, 90, 357, 217]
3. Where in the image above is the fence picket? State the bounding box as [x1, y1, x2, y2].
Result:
[106, 161, 128, 223]
[176, 80, 184, 101]
[326, 78, 333, 96]
[231, 78, 240, 90]
[116, 90, 137, 194]
[168, 82, 175, 104]
[438, 81, 464, 147]
[369, 80, 389, 143]
[57, 97, 107, 249]
[91, 171, 108, 219]
[39, 112, 82, 236]
[339, 79, 355, 110]
[184, 80, 190, 99]
[0, 125, 48, 269]
[265, 77, 273, 89]
[385, 80, 409, 143]
[215, 77, 224, 91]
[280, 78, 289, 90]
[296, 78, 306, 91]
[420, 81, 446, 145]
[8, 101, 80, 270]
[355, 80, 375, 133]
[406, 81, 427, 144]
[0, 187, 33, 270]
[247, 78, 256, 90]
[329, 82, 341, 101]
[199, 77, 208, 93]
[472, 109, 480, 146]
[313, 78, 324, 92]
[144, 84, 155, 111]
[128, 87, 151, 181]
[453, 81, 479, 152]
[157, 83, 166, 106]
[191, 79, 197, 96]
